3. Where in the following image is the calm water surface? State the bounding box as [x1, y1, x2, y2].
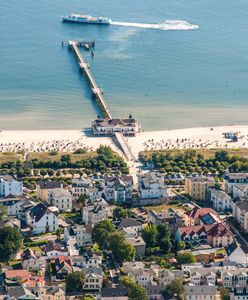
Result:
[0, 0, 248, 130]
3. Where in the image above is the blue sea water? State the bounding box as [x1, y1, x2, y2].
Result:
[0, 0, 248, 130]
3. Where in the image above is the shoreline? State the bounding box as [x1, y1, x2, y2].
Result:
[1, 125, 248, 159]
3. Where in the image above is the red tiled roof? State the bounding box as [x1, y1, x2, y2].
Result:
[184, 207, 219, 219]
[5, 269, 30, 279]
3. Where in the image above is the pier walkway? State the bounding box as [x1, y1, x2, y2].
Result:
[68, 40, 135, 161]
[68, 40, 112, 119]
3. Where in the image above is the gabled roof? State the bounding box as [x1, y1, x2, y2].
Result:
[227, 242, 248, 256]
[118, 218, 142, 229]
[185, 207, 219, 220]
[36, 180, 63, 190]
[101, 288, 128, 297]
[21, 248, 38, 262]
[30, 203, 57, 222]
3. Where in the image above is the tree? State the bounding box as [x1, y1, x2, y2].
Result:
[165, 278, 184, 300]
[107, 232, 135, 263]
[47, 169, 55, 177]
[176, 251, 196, 265]
[142, 224, 158, 247]
[219, 286, 229, 300]
[175, 241, 185, 251]
[0, 204, 8, 222]
[120, 276, 148, 300]
[40, 169, 47, 177]
[77, 194, 89, 207]
[113, 207, 128, 221]
[0, 226, 23, 262]
[157, 223, 170, 240]
[65, 271, 85, 292]
[92, 220, 115, 249]
[160, 237, 172, 254]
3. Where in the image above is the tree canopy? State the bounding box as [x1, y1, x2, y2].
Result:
[113, 207, 128, 221]
[164, 278, 184, 300]
[120, 276, 148, 300]
[176, 251, 196, 265]
[92, 220, 115, 249]
[65, 271, 86, 292]
[107, 232, 135, 263]
[0, 226, 23, 262]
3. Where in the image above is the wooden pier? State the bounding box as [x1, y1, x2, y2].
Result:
[68, 40, 112, 119]
[68, 40, 135, 161]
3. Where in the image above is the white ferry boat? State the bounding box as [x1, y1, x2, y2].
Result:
[61, 14, 112, 25]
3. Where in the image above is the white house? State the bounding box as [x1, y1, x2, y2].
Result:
[42, 241, 68, 258]
[84, 267, 103, 290]
[233, 184, 248, 199]
[71, 177, 92, 201]
[27, 203, 59, 234]
[21, 248, 44, 271]
[64, 224, 93, 247]
[71, 250, 102, 269]
[227, 242, 248, 265]
[184, 285, 220, 300]
[0, 175, 23, 197]
[221, 269, 248, 288]
[48, 188, 72, 212]
[104, 175, 133, 203]
[224, 173, 248, 194]
[82, 199, 111, 227]
[138, 172, 167, 199]
[190, 270, 217, 286]
[210, 189, 232, 212]
[36, 181, 63, 202]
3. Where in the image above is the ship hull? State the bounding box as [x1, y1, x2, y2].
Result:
[62, 19, 111, 25]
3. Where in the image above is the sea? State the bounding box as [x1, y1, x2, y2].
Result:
[0, 0, 248, 131]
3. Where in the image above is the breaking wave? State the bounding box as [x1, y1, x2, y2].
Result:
[110, 20, 199, 31]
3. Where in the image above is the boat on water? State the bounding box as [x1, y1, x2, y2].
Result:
[61, 14, 112, 25]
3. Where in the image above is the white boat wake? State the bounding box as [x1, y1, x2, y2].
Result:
[110, 20, 199, 31]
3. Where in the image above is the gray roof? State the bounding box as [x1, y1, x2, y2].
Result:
[49, 188, 71, 198]
[236, 200, 248, 212]
[7, 286, 32, 299]
[36, 181, 62, 190]
[101, 288, 128, 297]
[185, 285, 218, 296]
[0, 175, 18, 182]
[211, 189, 231, 200]
[118, 218, 142, 229]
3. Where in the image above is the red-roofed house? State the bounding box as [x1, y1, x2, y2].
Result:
[176, 222, 233, 248]
[184, 207, 220, 227]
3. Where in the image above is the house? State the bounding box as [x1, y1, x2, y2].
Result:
[7, 286, 38, 300]
[64, 224, 93, 247]
[227, 242, 248, 265]
[118, 218, 143, 235]
[233, 184, 248, 199]
[176, 222, 234, 248]
[126, 236, 146, 257]
[4, 269, 31, 286]
[31, 286, 66, 300]
[234, 200, 248, 232]
[224, 173, 248, 194]
[82, 199, 111, 227]
[184, 207, 220, 227]
[157, 269, 183, 286]
[230, 287, 248, 300]
[92, 115, 139, 136]
[84, 267, 103, 290]
[104, 175, 133, 203]
[189, 269, 217, 285]
[71, 177, 92, 201]
[0, 196, 35, 218]
[48, 188, 72, 212]
[190, 245, 222, 263]
[22, 276, 45, 288]
[27, 203, 59, 234]
[100, 288, 128, 300]
[87, 187, 103, 201]
[184, 285, 220, 300]
[50, 257, 73, 280]
[71, 250, 102, 269]
[147, 209, 182, 233]
[0, 175, 23, 197]
[221, 269, 248, 288]
[185, 176, 215, 201]
[36, 180, 63, 202]
[21, 248, 44, 271]
[138, 172, 167, 199]
[42, 241, 68, 258]
[210, 189, 232, 212]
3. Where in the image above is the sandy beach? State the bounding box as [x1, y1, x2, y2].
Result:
[1, 125, 248, 159]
